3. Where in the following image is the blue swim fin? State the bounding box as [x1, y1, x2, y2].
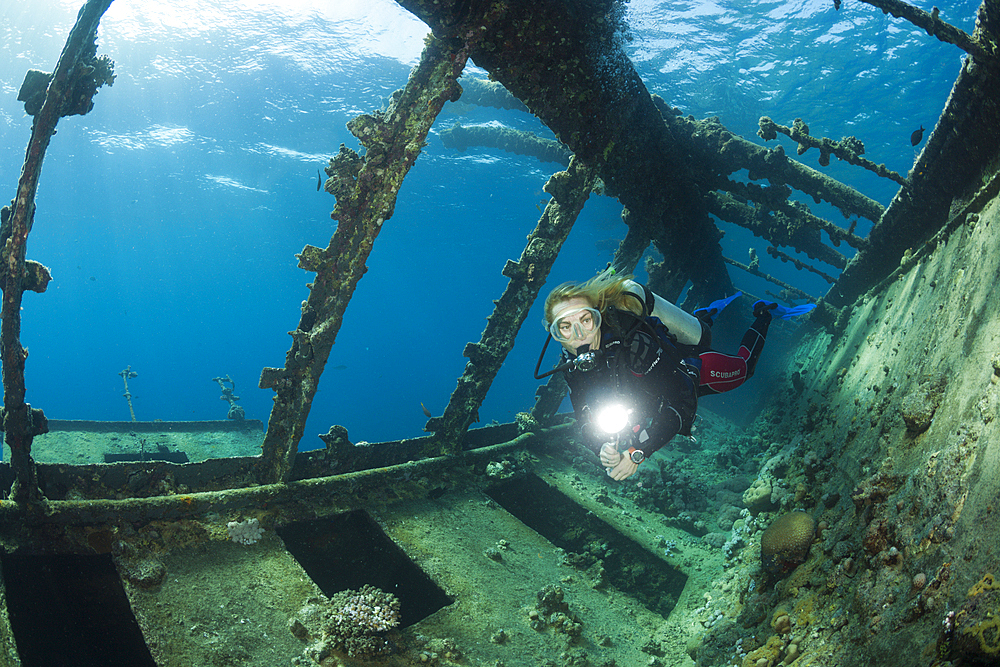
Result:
[753, 300, 816, 320]
[694, 292, 742, 321]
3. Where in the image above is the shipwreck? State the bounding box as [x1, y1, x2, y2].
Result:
[2, 0, 1000, 666]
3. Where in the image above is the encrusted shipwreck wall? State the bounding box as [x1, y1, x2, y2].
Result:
[690, 180, 1000, 665]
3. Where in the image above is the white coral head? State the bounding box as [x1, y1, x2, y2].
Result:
[227, 518, 264, 545]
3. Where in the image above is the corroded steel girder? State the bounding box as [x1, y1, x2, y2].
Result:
[2, 0, 114, 504]
[425, 157, 598, 456]
[395, 0, 734, 303]
[256, 35, 474, 482]
[829, 0, 1000, 306]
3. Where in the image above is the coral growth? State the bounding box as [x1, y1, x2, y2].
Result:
[528, 585, 583, 638]
[332, 585, 401, 635]
[515, 410, 539, 434]
[226, 518, 263, 545]
[742, 477, 777, 516]
[760, 511, 815, 574]
[212, 375, 245, 420]
[291, 585, 401, 662]
[954, 573, 1000, 659]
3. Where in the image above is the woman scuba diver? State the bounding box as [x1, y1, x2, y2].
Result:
[534, 268, 812, 481]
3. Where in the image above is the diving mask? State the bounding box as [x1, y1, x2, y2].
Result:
[549, 307, 602, 343]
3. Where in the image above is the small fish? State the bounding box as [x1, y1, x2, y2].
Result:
[910, 126, 925, 147]
[420, 402, 432, 418]
[330, 364, 347, 371]
[316, 169, 322, 191]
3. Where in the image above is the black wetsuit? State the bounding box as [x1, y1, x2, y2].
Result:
[562, 306, 702, 460]
[561, 294, 773, 461]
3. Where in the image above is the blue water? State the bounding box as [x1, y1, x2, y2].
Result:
[0, 0, 977, 448]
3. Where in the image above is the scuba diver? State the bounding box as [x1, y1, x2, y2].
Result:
[534, 269, 813, 481]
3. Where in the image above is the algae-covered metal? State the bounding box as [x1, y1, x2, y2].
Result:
[256, 34, 474, 482]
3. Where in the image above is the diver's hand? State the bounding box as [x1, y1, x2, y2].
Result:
[599, 443, 621, 468]
[607, 457, 639, 481]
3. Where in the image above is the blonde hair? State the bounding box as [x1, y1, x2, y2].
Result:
[543, 269, 644, 327]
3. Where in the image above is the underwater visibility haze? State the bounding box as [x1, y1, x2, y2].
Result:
[0, 0, 973, 446]
[5, 1, 1000, 666]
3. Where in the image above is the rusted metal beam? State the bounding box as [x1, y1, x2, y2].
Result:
[757, 117, 906, 186]
[847, 0, 994, 60]
[705, 192, 849, 270]
[255, 34, 475, 483]
[829, 2, 1000, 306]
[0, 429, 560, 530]
[425, 157, 597, 456]
[396, 0, 733, 302]
[649, 100, 886, 225]
[723, 256, 820, 302]
[2, 0, 115, 504]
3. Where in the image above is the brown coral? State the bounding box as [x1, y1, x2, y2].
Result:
[851, 470, 903, 521]
[862, 517, 890, 556]
[761, 511, 816, 574]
